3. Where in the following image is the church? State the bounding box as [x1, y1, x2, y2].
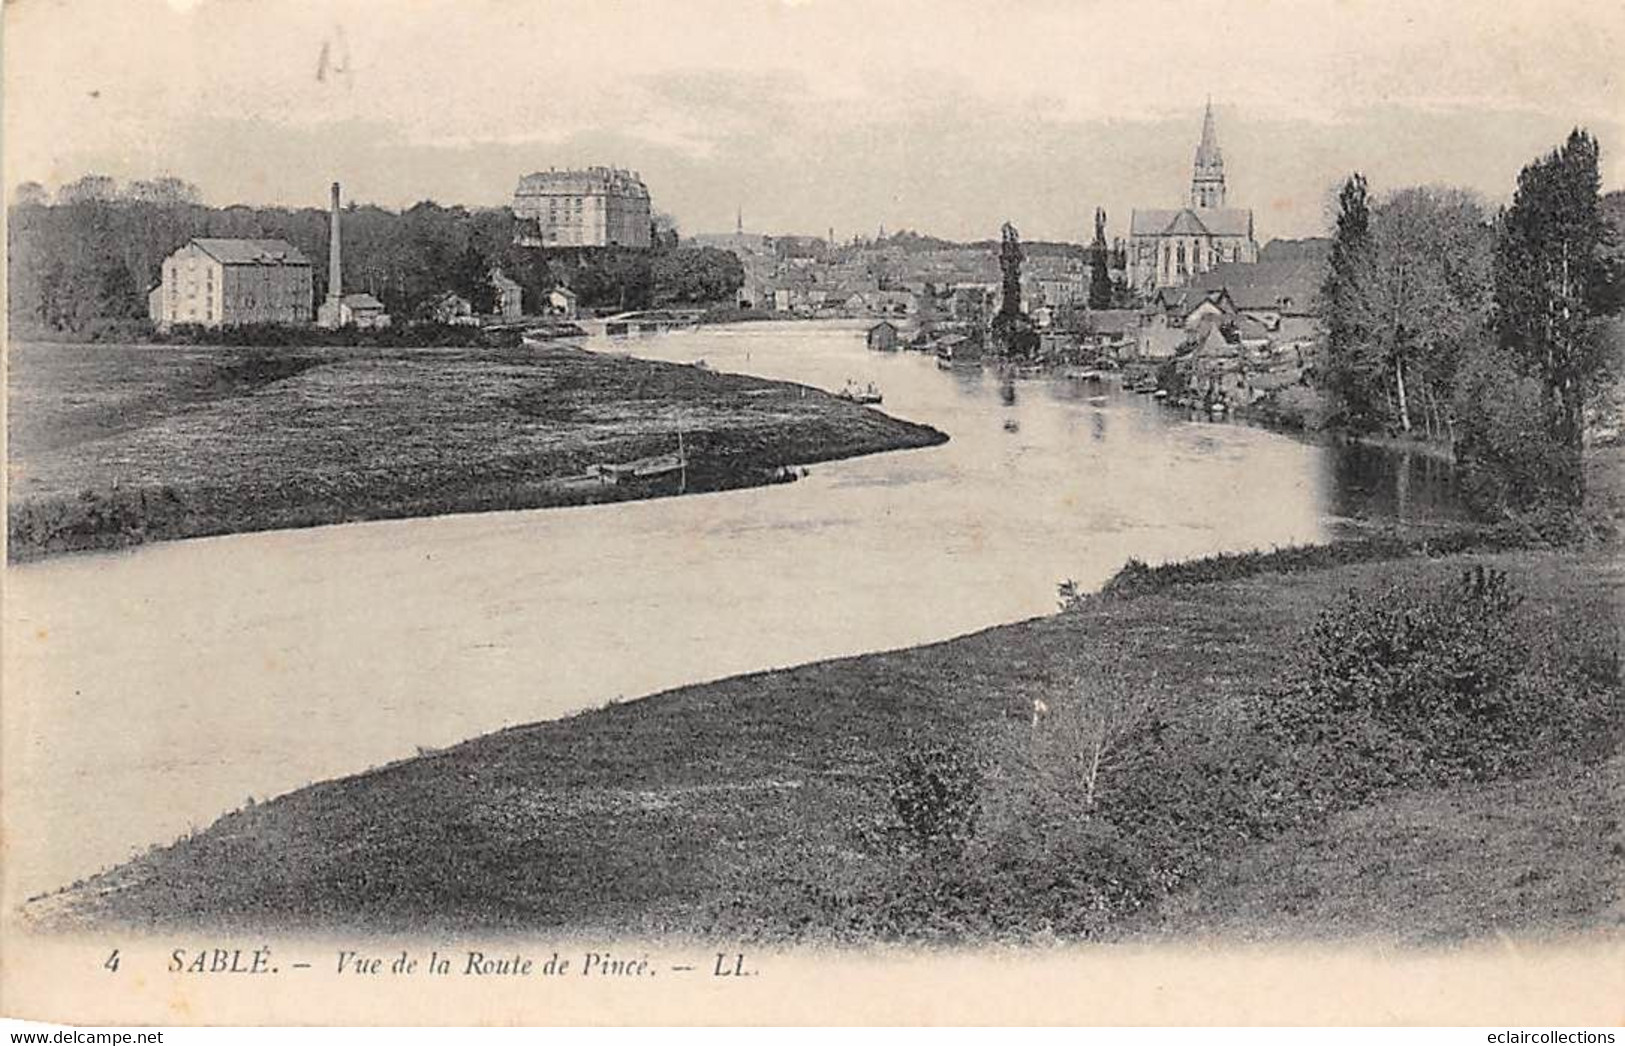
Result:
[1128, 102, 1258, 291]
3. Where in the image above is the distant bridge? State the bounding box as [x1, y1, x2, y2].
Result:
[600, 309, 706, 335]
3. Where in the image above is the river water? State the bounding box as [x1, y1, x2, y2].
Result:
[2, 321, 1463, 903]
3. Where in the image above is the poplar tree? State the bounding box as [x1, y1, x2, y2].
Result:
[992, 222, 1038, 357]
[998, 221, 1023, 319]
[1318, 174, 1382, 429]
[1492, 129, 1611, 505]
[1088, 207, 1113, 310]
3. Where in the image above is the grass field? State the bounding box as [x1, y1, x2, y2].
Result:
[5, 341, 945, 560]
[1146, 750, 1624, 944]
[28, 545, 1621, 942]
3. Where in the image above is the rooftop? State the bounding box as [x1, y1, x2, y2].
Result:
[515, 167, 650, 199]
[1187, 259, 1324, 315]
[190, 238, 310, 265]
[1129, 207, 1253, 239]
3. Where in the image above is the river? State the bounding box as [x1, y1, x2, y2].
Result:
[2, 320, 1464, 904]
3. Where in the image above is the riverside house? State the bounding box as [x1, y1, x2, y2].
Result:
[867, 320, 900, 351]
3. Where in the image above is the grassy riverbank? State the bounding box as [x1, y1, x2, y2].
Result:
[30, 535, 1622, 943]
[5, 341, 946, 561]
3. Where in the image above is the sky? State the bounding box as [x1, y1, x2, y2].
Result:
[6, 0, 1623, 245]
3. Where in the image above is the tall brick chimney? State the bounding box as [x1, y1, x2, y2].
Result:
[327, 181, 342, 301]
[316, 181, 345, 328]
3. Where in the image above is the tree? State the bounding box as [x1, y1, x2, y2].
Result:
[96, 258, 142, 320]
[1319, 174, 1384, 429]
[650, 211, 680, 250]
[1088, 207, 1113, 310]
[652, 247, 743, 304]
[125, 177, 201, 205]
[57, 174, 117, 204]
[12, 181, 49, 207]
[1369, 187, 1493, 440]
[991, 222, 1039, 357]
[1453, 344, 1575, 514]
[1492, 128, 1613, 506]
[1319, 179, 1491, 440]
[450, 243, 497, 314]
[997, 221, 1023, 320]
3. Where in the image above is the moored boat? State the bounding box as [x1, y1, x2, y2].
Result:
[836, 380, 883, 405]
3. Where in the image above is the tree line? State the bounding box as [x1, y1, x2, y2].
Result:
[7, 177, 743, 336]
[1318, 130, 1624, 515]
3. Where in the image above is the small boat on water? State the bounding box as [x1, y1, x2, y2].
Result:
[1152, 389, 1168, 400]
[1088, 395, 1109, 407]
[836, 380, 883, 405]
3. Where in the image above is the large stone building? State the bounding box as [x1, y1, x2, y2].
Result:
[149, 238, 313, 328]
[512, 167, 652, 248]
[1128, 102, 1258, 291]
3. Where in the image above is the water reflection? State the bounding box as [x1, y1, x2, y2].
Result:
[1319, 439, 1465, 528]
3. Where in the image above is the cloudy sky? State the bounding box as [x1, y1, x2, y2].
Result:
[6, 0, 1622, 244]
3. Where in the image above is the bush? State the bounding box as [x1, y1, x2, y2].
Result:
[1454, 344, 1580, 514]
[1266, 565, 1618, 789]
[887, 743, 982, 853]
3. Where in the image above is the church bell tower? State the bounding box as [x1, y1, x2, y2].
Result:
[1190, 99, 1226, 209]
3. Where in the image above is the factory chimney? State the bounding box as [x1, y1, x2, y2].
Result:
[327, 182, 342, 301]
[317, 181, 343, 328]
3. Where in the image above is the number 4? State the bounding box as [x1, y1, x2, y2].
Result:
[104, 949, 120, 973]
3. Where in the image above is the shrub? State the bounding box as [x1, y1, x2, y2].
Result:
[886, 742, 982, 854]
[1266, 565, 1618, 789]
[1454, 344, 1579, 514]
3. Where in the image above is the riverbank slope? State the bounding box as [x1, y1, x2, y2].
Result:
[6, 341, 946, 561]
[28, 539, 1622, 943]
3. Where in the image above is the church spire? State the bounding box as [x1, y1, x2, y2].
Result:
[1191, 98, 1226, 209]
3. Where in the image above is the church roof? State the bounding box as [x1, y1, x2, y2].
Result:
[1165, 210, 1212, 236]
[1130, 207, 1253, 239]
[1130, 209, 1181, 236]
